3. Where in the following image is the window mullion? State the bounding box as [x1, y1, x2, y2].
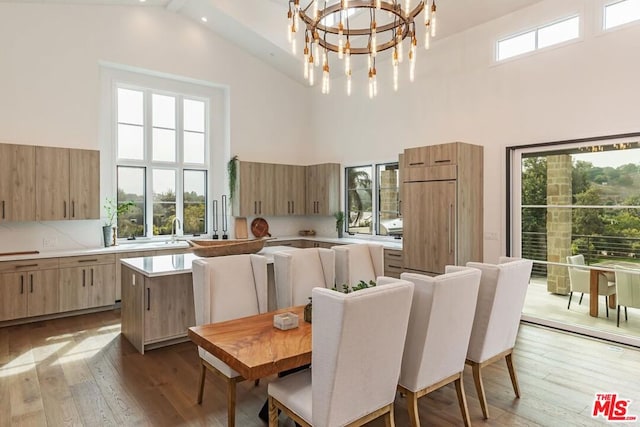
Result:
[145, 90, 154, 237]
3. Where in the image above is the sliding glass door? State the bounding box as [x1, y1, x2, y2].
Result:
[509, 136, 640, 346]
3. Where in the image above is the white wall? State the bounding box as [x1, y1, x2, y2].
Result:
[308, 0, 640, 262]
[0, 2, 311, 252]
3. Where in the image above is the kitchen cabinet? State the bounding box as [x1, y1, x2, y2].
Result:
[274, 164, 306, 216]
[121, 264, 195, 354]
[0, 259, 59, 322]
[234, 161, 275, 216]
[384, 249, 404, 279]
[58, 254, 115, 312]
[306, 163, 340, 216]
[402, 142, 483, 275]
[36, 146, 100, 220]
[0, 144, 36, 222]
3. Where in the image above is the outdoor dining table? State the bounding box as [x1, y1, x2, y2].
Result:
[187, 305, 311, 381]
[589, 260, 640, 317]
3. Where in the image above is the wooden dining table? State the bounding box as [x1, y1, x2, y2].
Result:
[187, 305, 311, 381]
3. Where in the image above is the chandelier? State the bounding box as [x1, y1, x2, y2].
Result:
[287, 0, 437, 97]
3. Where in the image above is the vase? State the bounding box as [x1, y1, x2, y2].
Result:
[304, 299, 312, 323]
[337, 226, 343, 238]
[102, 226, 112, 247]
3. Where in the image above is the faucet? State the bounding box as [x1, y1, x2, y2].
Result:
[171, 217, 182, 242]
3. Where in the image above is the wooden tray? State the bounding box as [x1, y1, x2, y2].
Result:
[187, 238, 266, 257]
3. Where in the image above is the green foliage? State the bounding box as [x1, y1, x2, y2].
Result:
[332, 280, 377, 294]
[521, 157, 547, 233]
[334, 210, 345, 231]
[346, 168, 372, 227]
[228, 155, 238, 200]
[104, 197, 134, 226]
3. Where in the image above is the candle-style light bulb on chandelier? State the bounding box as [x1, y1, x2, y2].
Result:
[287, 0, 437, 97]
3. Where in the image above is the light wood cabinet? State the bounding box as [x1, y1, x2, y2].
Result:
[0, 144, 36, 222]
[402, 142, 483, 275]
[121, 265, 195, 354]
[384, 249, 404, 279]
[58, 254, 115, 312]
[0, 259, 59, 321]
[234, 161, 275, 216]
[36, 146, 100, 221]
[306, 163, 340, 216]
[274, 164, 306, 216]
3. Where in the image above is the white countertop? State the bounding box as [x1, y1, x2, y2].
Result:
[120, 245, 299, 277]
[0, 235, 401, 263]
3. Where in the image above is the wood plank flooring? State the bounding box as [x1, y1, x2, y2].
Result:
[1, 309, 640, 426]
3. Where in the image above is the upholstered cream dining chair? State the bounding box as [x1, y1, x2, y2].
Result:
[267, 280, 414, 427]
[191, 254, 268, 427]
[614, 267, 640, 327]
[273, 248, 334, 309]
[333, 243, 384, 287]
[464, 257, 533, 419]
[378, 267, 481, 427]
[566, 254, 616, 317]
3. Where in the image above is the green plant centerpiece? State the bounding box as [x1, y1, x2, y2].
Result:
[304, 280, 376, 323]
[103, 198, 134, 247]
[334, 210, 345, 238]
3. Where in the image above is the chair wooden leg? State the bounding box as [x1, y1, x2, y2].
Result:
[384, 404, 395, 427]
[227, 378, 236, 427]
[268, 396, 279, 427]
[406, 390, 420, 427]
[254, 379, 260, 387]
[605, 296, 609, 317]
[625, 306, 628, 321]
[472, 363, 489, 419]
[197, 361, 206, 404]
[454, 374, 471, 427]
[579, 292, 584, 305]
[567, 291, 573, 309]
[505, 353, 521, 398]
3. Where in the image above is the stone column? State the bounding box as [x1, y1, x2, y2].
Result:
[380, 169, 399, 222]
[546, 154, 572, 294]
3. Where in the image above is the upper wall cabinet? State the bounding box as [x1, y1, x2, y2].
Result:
[274, 164, 306, 216]
[306, 163, 340, 216]
[233, 161, 275, 217]
[0, 144, 36, 222]
[36, 147, 100, 221]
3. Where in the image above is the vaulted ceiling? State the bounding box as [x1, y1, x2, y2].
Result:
[2, 0, 545, 82]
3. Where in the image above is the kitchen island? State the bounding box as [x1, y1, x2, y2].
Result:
[120, 246, 296, 354]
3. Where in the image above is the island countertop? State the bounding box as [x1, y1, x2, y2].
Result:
[120, 245, 297, 277]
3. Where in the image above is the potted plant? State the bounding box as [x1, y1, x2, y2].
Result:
[103, 198, 134, 247]
[334, 210, 345, 238]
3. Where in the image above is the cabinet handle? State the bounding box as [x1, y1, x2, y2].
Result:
[291, 201, 294, 214]
[449, 203, 454, 254]
[64, 200, 67, 218]
[15, 264, 38, 269]
[254, 201, 257, 215]
[434, 159, 451, 164]
[20, 275, 24, 294]
[82, 269, 86, 287]
[30, 274, 33, 293]
[259, 201, 262, 214]
[79, 259, 98, 263]
[409, 162, 424, 166]
[388, 253, 402, 258]
[1, 200, 4, 219]
[72, 201, 75, 218]
[388, 264, 403, 269]
[287, 201, 291, 214]
[146, 288, 150, 311]
[91, 268, 94, 286]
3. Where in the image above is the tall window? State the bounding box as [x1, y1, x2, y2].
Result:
[497, 15, 580, 61]
[116, 86, 208, 238]
[345, 162, 401, 237]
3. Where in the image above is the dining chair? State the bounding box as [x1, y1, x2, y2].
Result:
[464, 257, 533, 419]
[333, 243, 384, 287]
[191, 254, 268, 427]
[566, 254, 616, 317]
[267, 280, 414, 427]
[273, 248, 335, 309]
[614, 267, 640, 327]
[379, 267, 481, 427]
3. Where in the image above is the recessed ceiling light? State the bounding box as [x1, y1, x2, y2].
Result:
[139, 0, 146, 2]
[201, 17, 208, 23]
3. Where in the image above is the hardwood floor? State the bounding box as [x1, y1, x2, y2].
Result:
[1, 310, 640, 426]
